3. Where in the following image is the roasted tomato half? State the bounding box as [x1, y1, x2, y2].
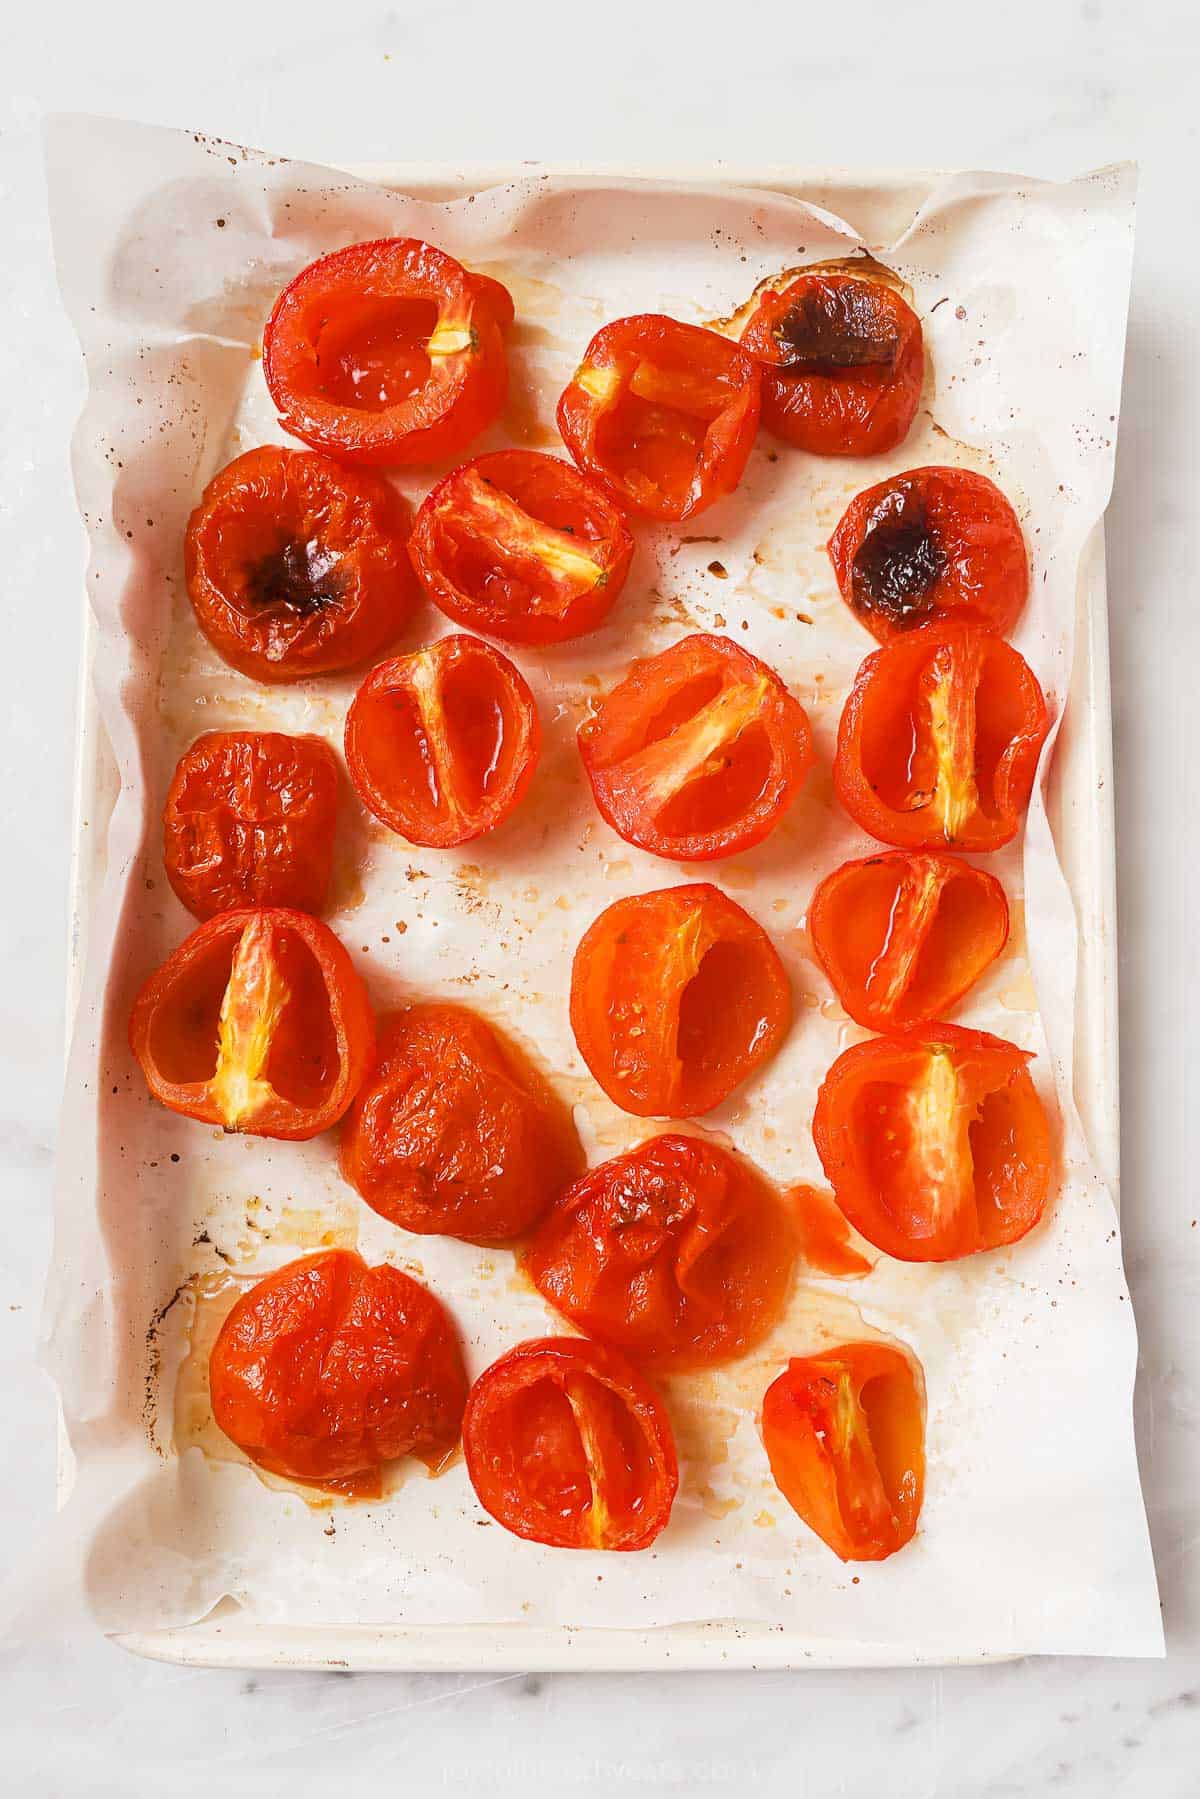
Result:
[184, 445, 418, 683]
[163, 731, 340, 921]
[462, 1337, 678, 1549]
[762, 1341, 925, 1562]
[828, 466, 1028, 642]
[557, 314, 761, 521]
[739, 271, 923, 458]
[578, 634, 814, 861]
[809, 850, 1009, 1031]
[570, 883, 791, 1117]
[526, 1132, 797, 1369]
[263, 238, 509, 466]
[129, 908, 375, 1140]
[834, 622, 1049, 852]
[340, 1003, 583, 1244]
[345, 634, 540, 847]
[210, 1249, 466, 1485]
[813, 1022, 1053, 1262]
[409, 450, 634, 644]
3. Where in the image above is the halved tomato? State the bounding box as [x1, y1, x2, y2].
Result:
[578, 634, 814, 860]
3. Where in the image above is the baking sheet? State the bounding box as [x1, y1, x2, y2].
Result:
[38, 117, 1161, 1661]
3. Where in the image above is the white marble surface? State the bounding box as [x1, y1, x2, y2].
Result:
[1, 1, 1197, 1791]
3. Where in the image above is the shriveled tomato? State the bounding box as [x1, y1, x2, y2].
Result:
[828, 466, 1028, 641]
[739, 271, 923, 458]
[762, 1341, 925, 1562]
[462, 1336, 678, 1549]
[409, 450, 634, 645]
[184, 445, 418, 683]
[813, 1022, 1053, 1262]
[557, 314, 761, 521]
[570, 883, 791, 1117]
[210, 1249, 466, 1484]
[344, 634, 539, 847]
[809, 850, 1009, 1031]
[263, 238, 509, 466]
[578, 633, 814, 861]
[834, 622, 1049, 852]
[788, 1184, 874, 1278]
[129, 908, 375, 1140]
[526, 1132, 796, 1369]
[163, 731, 340, 921]
[340, 1003, 583, 1244]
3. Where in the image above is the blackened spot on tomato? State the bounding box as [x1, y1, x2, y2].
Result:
[248, 539, 345, 616]
[850, 484, 945, 625]
[775, 283, 901, 374]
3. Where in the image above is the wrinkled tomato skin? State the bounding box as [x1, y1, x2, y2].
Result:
[808, 850, 1009, 1031]
[526, 1132, 797, 1370]
[163, 731, 340, 921]
[740, 272, 924, 458]
[340, 1004, 584, 1245]
[570, 883, 791, 1118]
[557, 313, 761, 522]
[762, 1341, 925, 1562]
[409, 450, 634, 645]
[210, 1249, 467, 1484]
[828, 466, 1028, 641]
[263, 238, 509, 467]
[812, 1022, 1053, 1262]
[184, 445, 419, 683]
[834, 621, 1049, 852]
[578, 633, 814, 861]
[344, 634, 540, 848]
[128, 907, 375, 1141]
[462, 1336, 678, 1550]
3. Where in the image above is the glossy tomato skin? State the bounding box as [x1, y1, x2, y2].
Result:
[557, 313, 761, 521]
[526, 1132, 797, 1370]
[579, 634, 814, 861]
[128, 908, 375, 1140]
[762, 1341, 925, 1562]
[263, 238, 509, 467]
[340, 1003, 584, 1244]
[184, 446, 418, 684]
[163, 731, 340, 921]
[210, 1249, 467, 1484]
[570, 883, 791, 1118]
[813, 1022, 1053, 1262]
[828, 466, 1028, 641]
[409, 450, 634, 645]
[462, 1336, 678, 1549]
[808, 850, 1009, 1031]
[344, 634, 540, 848]
[739, 272, 923, 458]
[834, 621, 1049, 852]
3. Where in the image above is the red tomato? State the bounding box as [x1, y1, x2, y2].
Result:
[163, 731, 340, 921]
[184, 445, 418, 683]
[834, 622, 1049, 852]
[557, 314, 761, 521]
[344, 634, 540, 847]
[828, 466, 1028, 641]
[570, 883, 791, 1117]
[409, 450, 634, 644]
[813, 1022, 1053, 1261]
[129, 908, 375, 1140]
[762, 1341, 925, 1561]
[210, 1249, 467, 1484]
[809, 850, 1009, 1031]
[263, 238, 509, 466]
[739, 271, 923, 457]
[578, 634, 814, 860]
[340, 1003, 583, 1244]
[526, 1132, 797, 1369]
[462, 1337, 678, 1549]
